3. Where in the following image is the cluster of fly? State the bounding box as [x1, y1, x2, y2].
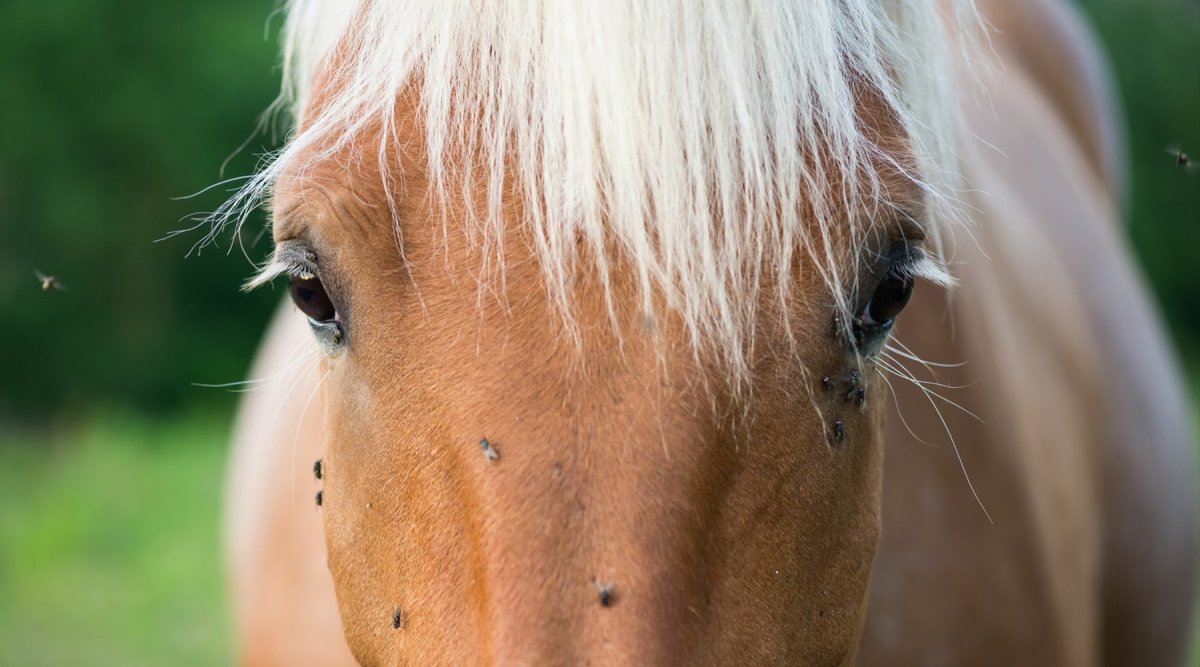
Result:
[822, 367, 867, 446]
[314, 458, 324, 507]
[821, 369, 865, 405]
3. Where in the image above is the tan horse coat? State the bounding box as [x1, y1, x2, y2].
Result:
[223, 1, 1196, 664]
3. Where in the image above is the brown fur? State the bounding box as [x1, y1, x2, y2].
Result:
[223, 1, 1196, 664]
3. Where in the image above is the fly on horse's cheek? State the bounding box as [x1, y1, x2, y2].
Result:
[832, 419, 846, 444]
[319, 407, 412, 661]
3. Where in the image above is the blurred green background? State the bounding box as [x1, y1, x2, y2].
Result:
[0, 0, 1196, 664]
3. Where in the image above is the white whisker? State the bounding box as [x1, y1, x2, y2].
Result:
[887, 339, 969, 369]
[876, 368, 940, 448]
[291, 363, 331, 508]
[879, 351, 972, 391]
[875, 354, 983, 423]
[873, 345, 992, 522]
[193, 338, 319, 393]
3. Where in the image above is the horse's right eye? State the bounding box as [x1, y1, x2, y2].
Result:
[289, 274, 337, 323]
[864, 268, 914, 327]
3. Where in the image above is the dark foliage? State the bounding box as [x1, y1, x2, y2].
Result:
[1077, 0, 1200, 369]
[0, 0, 282, 421]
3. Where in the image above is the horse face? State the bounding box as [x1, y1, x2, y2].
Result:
[269, 92, 925, 666]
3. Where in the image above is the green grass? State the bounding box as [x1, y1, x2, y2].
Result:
[0, 412, 233, 667]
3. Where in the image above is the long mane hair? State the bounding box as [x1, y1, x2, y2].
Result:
[216, 0, 976, 376]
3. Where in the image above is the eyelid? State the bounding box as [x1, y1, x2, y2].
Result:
[888, 245, 954, 287]
[242, 240, 320, 292]
[895, 208, 929, 244]
[884, 243, 924, 275]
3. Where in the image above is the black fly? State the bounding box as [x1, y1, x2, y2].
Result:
[480, 438, 500, 461]
[592, 578, 616, 607]
[832, 420, 846, 444]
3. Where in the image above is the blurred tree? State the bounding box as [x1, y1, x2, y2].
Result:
[1076, 0, 1200, 366]
[0, 0, 281, 421]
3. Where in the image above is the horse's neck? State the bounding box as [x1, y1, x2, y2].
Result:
[973, 0, 1127, 206]
[862, 62, 1111, 665]
[863, 10, 1194, 662]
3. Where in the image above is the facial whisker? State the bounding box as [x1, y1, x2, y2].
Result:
[873, 353, 992, 523]
[266, 344, 323, 428]
[194, 339, 320, 393]
[876, 355, 982, 422]
[876, 369, 939, 447]
[291, 364, 332, 508]
[193, 359, 320, 394]
[879, 351, 972, 391]
[888, 339, 968, 368]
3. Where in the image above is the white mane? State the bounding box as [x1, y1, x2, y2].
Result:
[217, 0, 976, 376]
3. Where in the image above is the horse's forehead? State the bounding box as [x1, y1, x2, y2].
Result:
[271, 83, 426, 230]
[271, 91, 924, 239]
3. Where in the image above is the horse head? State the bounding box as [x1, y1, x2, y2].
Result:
[231, 2, 975, 663]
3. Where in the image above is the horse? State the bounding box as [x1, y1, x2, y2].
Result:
[220, 0, 1197, 664]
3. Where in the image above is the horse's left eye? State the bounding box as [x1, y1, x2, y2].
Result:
[289, 274, 337, 323]
[864, 269, 914, 327]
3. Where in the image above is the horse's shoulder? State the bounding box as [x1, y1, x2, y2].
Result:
[977, 0, 1127, 208]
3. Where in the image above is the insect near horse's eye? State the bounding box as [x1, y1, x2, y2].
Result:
[289, 274, 337, 323]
